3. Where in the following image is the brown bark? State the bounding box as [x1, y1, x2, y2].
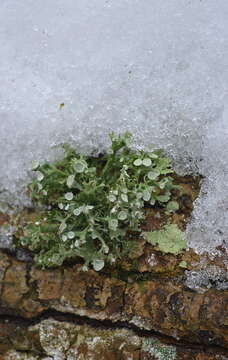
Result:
[0, 250, 227, 352]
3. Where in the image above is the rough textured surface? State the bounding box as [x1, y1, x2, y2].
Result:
[0, 178, 227, 358]
[0, 250, 227, 353]
[0, 318, 227, 360]
[5, 174, 228, 293]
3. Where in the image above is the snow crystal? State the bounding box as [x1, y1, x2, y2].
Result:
[1, 0, 228, 257]
[185, 266, 228, 292]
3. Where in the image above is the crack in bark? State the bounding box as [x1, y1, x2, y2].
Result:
[0, 309, 228, 356]
[0, 248, 228, 358]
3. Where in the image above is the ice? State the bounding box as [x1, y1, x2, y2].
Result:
[186, 105, 228, 255]
[185, 266, 228, 293]
[1, 1, 228, 257]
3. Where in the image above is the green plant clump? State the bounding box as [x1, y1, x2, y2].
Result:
[18, 133, 179, 271]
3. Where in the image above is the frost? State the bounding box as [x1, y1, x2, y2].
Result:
[185, 266, 228, 293]
[0, 1, 228, 259]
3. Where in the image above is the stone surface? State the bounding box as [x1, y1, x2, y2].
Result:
[1, 260, 28, 307]
[0, 250, 227, 352]
[0, 318, 227, 360]
[0, 180, 227, 358]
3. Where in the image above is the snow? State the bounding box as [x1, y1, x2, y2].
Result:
[185, 266, 228, 293]
[1, 0, 228, 257]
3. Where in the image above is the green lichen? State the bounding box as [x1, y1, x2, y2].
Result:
[179, 260, 188, 268]
[16, 132, 179, 270]
[144, 224, 186, 255]
[142, 338, 176, 360]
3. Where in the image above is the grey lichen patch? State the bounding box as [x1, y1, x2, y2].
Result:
[0, 224, 14, 249]
[4, 350, 40, 360]
[142, 338, 176, 360]
[130, 315, 153, 330]
[37, 318, 75, 359]
[1, 317, 228, 359]
[33, 318, 143, 359]
[30, 319, 144, 359]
